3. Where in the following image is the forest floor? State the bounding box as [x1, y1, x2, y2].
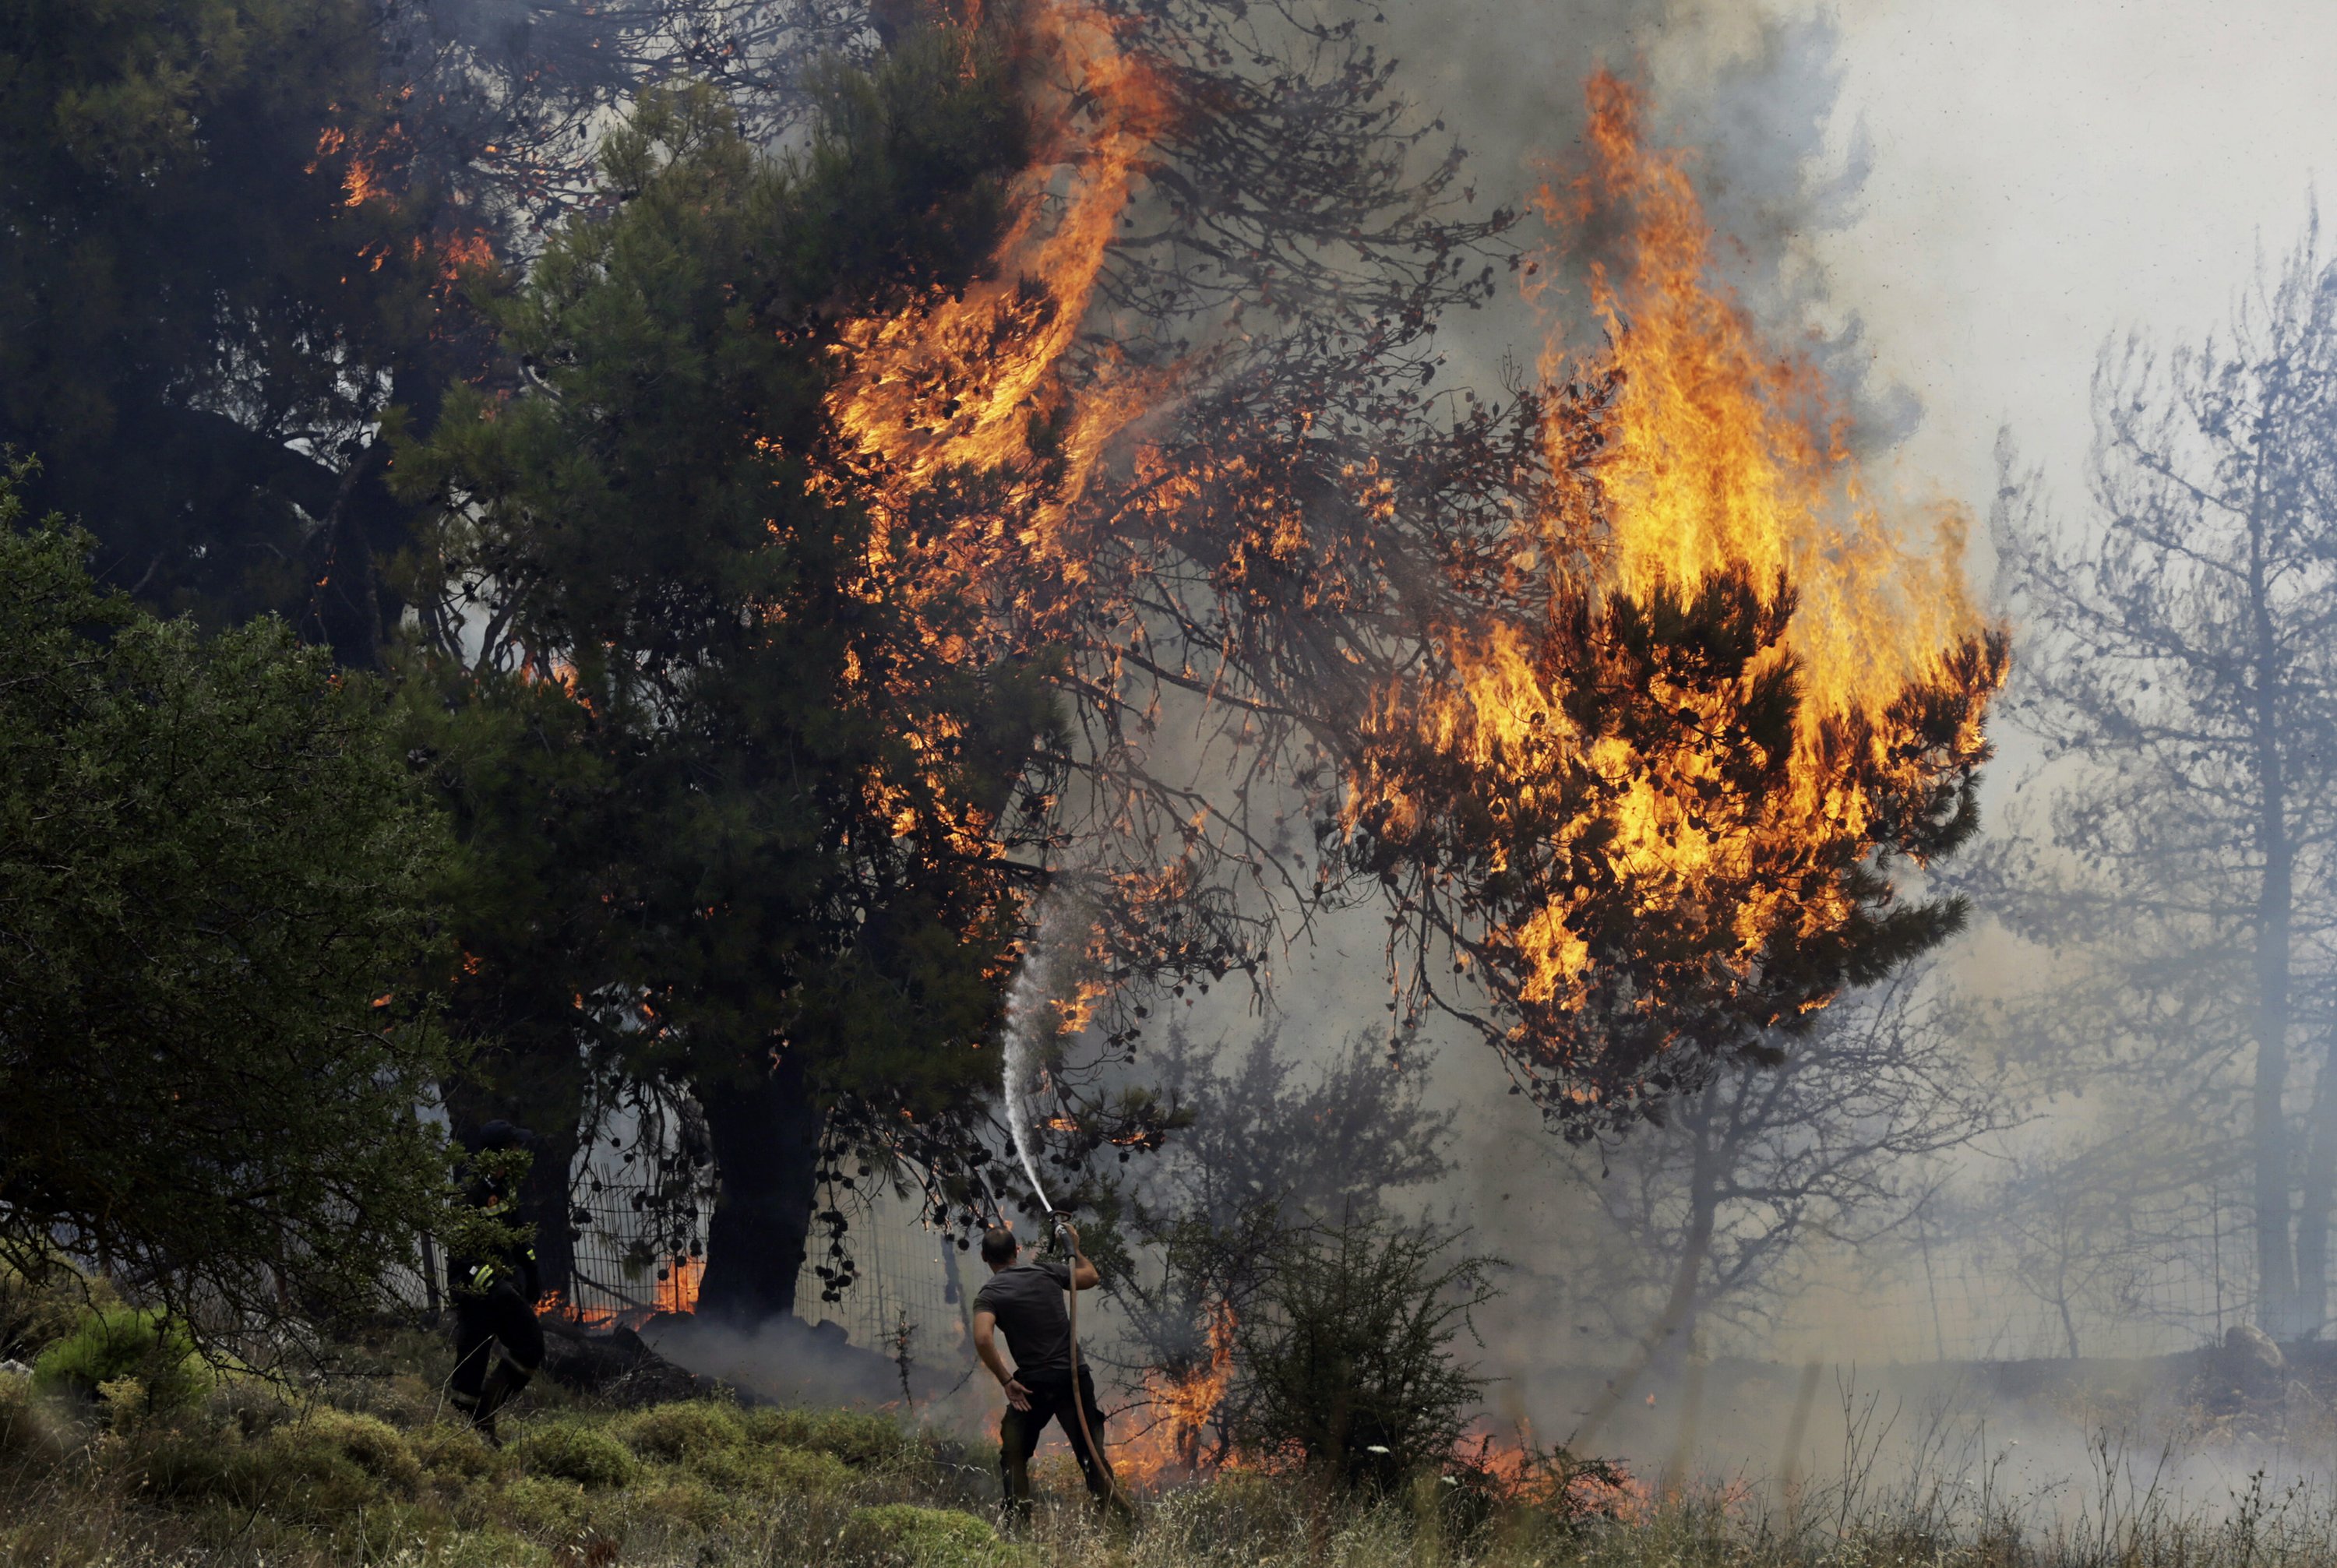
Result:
[12, 1326, 2337, 1567]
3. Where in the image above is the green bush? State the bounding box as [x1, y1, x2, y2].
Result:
[746, 1406, 908, 1468]
[770, 1445, 857, 1495]
[248, 1426, 397, 1520]
[499, 1474, 590, 1539]
[30, 1305, 210, 1415]
[839, 1503, 1021, 1568]
[1229, 1216, 1496, 1494]
[516, 1419, 638, 1489]
[411, 1419, 506, 1484]
[618, 1398, 746, 1463]
[297, 1408, 425, 1494]
[0, 1256, 108, 1363]
[436, 1526, 549, 1568]
[634, 1474, 727, 1534]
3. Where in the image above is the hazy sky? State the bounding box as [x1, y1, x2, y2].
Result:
[1821, 0, 2332, 544]
[1392, 0, 2334, 567]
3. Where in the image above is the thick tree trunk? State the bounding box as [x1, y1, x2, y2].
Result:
[523, 1119, 580, 1303]
[696, 1050, 824, 1324]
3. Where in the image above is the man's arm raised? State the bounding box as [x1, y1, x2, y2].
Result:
[1063, 1224, 1102, 1290]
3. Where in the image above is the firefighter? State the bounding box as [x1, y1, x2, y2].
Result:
[971, 1223, 1128, 1522]
[446, 1119, 545, 1443]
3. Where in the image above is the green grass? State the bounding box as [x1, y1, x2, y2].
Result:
[3, 1327, 2337, 1568]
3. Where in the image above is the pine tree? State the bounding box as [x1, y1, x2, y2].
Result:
[395, 52, 1050, 1320]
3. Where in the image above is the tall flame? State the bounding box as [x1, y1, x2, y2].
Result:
[1549, 72, 1978, 737]
[1345, 70, 2002, 1087]
[825, 0, 1168, 601]
[657, 1253, 706, 1316]
[1114, 1301, 1235, 1487]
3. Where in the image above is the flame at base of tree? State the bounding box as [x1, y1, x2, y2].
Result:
[1338, 73, 2003, 1131]
[534, 1251, 703, 1327]
[657, 1253, 707, 1315]
[1114, 1300, 1237, 1487]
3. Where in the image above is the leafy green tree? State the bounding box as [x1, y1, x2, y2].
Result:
[395, 50, 1058, 1320]
[0, 467, 459, 1340]
[1228, 1216, 1497, 1492]
[0, 0, 474, 661]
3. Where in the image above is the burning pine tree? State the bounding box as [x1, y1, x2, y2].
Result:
[822, 21, 2003, 1140]
[1337, 76, 2005, 1134]
[394, 0, 2000, 1316]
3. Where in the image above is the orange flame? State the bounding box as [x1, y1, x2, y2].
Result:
[535, 1291, 619, 1330]
[1114, 1301, 1235, 1487]
[656, 1253, 706, 1315]
[1345, 72, 2002, 1055]
[823, 0, 1169, 611]
[1549, 72, 1978, 738]
[1460, 1428, 1651, 1521]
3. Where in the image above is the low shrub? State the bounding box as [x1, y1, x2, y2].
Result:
[618, 1398, 746, 1463]
[517, 1418, 639, 1489]
[297, 1408, 425, 1494]
[770, 1444, 857, 1495]
[633, 1473, 727, 1534]
[436, 1524, 548, 1568]
[499, 1473, 590, 1540]
[1230, 1216, 1496, 1494]
[411, 1419, 506, 1485]
[0, 1376, 60, 1465]
[747, 1406, 908, 1468]
[0, 1254, 111, 1363]
[839, 1503, 1023, 1568]
[31, 1305, 210, 1415]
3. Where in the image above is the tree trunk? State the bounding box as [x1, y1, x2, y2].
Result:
[696, 1049, 824, 1324]
[523, 1118, 580, 1304]
[2296, 1032, 2337, 1337]
[1575, 1080, 1722, 1439]
[442, 1067, 581, 1304]
[2247, 495, 2299, 1337]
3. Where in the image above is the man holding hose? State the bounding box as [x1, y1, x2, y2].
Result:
[972, 1223, 1129, 1521]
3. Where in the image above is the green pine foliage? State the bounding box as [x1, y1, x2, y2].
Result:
[0, 0, 456, 655]
[0, 467, 458, 1338]
[393, 34, 1060, 1316]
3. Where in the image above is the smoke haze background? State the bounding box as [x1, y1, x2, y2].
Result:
[1105, 0, 2337, 1496]
[398, 0, 2337, 1502]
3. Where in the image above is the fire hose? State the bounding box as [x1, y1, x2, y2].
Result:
[1050, 1207, 1130, 1513]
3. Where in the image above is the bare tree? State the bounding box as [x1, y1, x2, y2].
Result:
[1102, 1022, 1454, 1444]
[1983, 215, 2337, 1337]
[1550, 963, 2006, 1415]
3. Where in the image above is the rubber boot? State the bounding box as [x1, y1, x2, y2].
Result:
[471, 1358, 533, 1446]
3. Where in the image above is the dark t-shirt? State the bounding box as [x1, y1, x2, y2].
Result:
[973, 1259, 1074, 1376]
